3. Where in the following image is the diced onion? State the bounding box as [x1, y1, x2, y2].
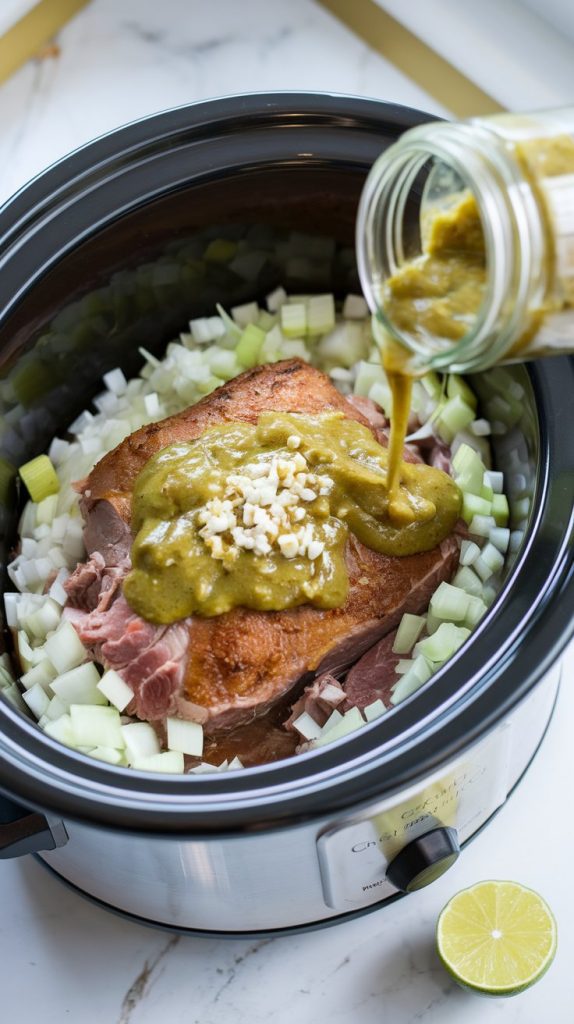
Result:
[43, 621, 87, 674]
[343, 294, 368, 320]
[22, 682, 50, 719]
[266, 286, 287, 313]
[166, 717, 204, 757]
[121, 722, 160, 762]
[291, 711, 323, 741]
[133, 751, 185, 774]
[70, 705, 124, 749]
[231, 301, 260, 328]
[97, 670, 134, 712]
[51, 663, 106, 706]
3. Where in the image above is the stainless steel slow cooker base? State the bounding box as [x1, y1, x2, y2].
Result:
[35, 664, 560, 934]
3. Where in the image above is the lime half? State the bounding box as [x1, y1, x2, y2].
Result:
[436, 880, 557, 996]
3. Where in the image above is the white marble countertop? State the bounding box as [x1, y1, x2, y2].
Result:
[0, 2, 572, 1021]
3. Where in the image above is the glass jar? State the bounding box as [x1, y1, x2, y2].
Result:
[356, 107, 574, 374]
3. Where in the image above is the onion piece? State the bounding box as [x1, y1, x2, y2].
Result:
[51, 663, 106, 706]
[43, 621, 87, 674]
[133, 751, 185, 774]
[97, 670, 134, 712]
[121, 722, 160, 762]
[291, 711, 323, 741]
[70, 705, 124, 749]
[22, 682, 50, 719]
[166, 717, 204, 757]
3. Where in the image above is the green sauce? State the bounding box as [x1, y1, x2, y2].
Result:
[123, 412, 461, 623]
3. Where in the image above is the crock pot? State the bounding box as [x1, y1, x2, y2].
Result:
[0, 94, 573, 936]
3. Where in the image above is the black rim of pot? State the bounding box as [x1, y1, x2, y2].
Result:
[0, 93, 572, 834]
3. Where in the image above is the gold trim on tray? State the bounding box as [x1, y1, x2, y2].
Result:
[317, 0, 503, 117]
[0, 0, 90, 86]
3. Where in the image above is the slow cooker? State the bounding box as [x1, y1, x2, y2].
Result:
[0, 94, 572, 936]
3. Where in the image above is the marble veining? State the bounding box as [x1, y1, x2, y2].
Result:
[0, 2, 572, 1022]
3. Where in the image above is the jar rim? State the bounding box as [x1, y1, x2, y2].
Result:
[356, 121, 547, 373]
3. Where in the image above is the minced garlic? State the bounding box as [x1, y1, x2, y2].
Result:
[197, 450, 332, 563]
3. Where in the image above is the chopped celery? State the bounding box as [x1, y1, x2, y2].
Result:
[462, 492, 492, 525]
[421, 372, 442, 400]
[425, 608, 442, 634]
[392, 613, 426, 654]
[489, 526, 510, 552]
[452, 565, 484, 597]
[492, 493, 510, 527]
[446, 375, 477, 410]
[429, 582, 470, 623]
[468, 513, 497, 538]
[484, 470, 504, 494]
[481, 477, 494, 503]
[215, 303, 242, 338]
[390, 656, 433, 705]
[475, 542, 504, 579]
[281, 302, 307, 338]
[257, 310, 277, 332]
[354, 360, 385, 397]
[460, 539, 481, 566]
[465, 595, 488, 629]
[314, 707, 364, 747]
[236, 324, 265, 368]
[452, 444, 485, 496]
[368, 381, 392, 416]
[363, 699, 386, 721]
[19, 455, 59, 502]
[415, 623, 470, 663]
[470, 418, 491, 436]
[307, 294, 335, 337]
[203, 238, 237, 263]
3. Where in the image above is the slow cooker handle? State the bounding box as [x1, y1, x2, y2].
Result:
[0, 793, 68, 859]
